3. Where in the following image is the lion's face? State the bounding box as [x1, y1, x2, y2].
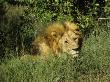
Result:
[59, 30, 82, 57]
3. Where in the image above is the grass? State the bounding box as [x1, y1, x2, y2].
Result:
[0, 21, 110, 82]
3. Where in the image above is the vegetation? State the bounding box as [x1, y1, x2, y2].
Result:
[0, 0, 110, 82]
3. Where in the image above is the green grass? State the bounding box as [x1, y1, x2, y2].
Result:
[0, 21, 110, 82]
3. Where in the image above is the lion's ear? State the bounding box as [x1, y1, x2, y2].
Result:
[63, 22, 69, 31]
[51, 31, 57, 37]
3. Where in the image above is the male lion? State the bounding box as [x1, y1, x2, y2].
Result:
[32, 21, 82, 57]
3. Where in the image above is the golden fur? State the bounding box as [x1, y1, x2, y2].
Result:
[32, 21, 82, 57]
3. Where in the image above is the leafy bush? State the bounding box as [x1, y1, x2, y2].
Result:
[0, 20, 110, 82]
[0, 0, 108, 57]
[0, 0, 110, 82]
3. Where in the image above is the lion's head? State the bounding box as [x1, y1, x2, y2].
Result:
[58, 30, 82, 57]
[32, 21, 82, 57]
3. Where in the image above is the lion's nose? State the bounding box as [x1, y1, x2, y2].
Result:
[72, 48, 79, 51]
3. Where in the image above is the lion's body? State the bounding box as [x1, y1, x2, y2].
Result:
[32, 21, 82, 57]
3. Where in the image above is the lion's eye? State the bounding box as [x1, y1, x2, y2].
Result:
[65, 41, 68, 43]
[75, 29, 79, 31]
[73, 38, 77, 40]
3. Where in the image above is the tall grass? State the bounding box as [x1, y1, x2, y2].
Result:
[0, 20, 110, 82]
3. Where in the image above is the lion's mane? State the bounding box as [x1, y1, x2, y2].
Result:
[32, 21, 82, 57]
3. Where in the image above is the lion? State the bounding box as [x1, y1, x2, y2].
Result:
[32, 21, 82, 58]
